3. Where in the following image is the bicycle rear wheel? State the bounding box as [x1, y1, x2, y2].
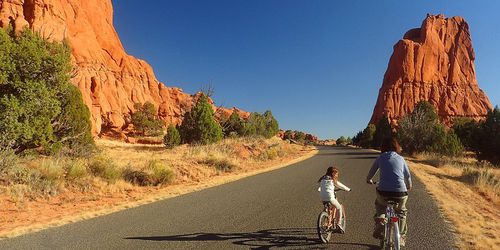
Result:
[382, 221, 400, 250]
[317, 211, 332, 243]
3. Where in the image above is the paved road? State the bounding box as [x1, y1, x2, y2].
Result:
[0, 146, 455, 249]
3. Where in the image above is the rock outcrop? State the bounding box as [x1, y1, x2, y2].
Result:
[0, 0, 247, 136]
[370, 14, 492, 126]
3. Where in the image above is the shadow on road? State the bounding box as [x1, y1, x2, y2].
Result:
[125, 228, 379, 249]
[317, 152, 380, 157]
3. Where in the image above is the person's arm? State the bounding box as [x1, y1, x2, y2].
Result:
[366, 157, 379, 184]
[335, 180, 351, 191]
[403, 159, 412, 191]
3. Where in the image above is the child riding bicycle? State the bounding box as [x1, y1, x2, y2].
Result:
[318, 166, 351, 233]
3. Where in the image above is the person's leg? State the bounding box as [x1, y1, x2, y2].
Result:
[330, 198, 343, 227]
[373, 192, 387, 238]
[395, 196, 408, 237]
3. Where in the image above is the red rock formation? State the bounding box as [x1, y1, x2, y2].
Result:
[0, 0, 245, 136]
[370, 14, 492, 126]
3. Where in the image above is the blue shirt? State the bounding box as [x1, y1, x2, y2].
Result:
[367, 151, 412, 192]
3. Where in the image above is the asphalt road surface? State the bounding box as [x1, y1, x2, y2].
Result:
[0, 146, 455, 249]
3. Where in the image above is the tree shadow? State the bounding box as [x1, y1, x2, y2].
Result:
[345, 156, 378, 160]
[125, 227, 379, 249]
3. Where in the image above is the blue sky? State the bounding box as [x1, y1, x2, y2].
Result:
[112, 0, 500, 139]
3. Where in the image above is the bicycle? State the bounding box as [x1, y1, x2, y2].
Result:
[316, 188, 346, 243]
[370, 182, 402, 250]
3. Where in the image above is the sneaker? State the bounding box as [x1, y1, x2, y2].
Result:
[336, 224, 345, 234]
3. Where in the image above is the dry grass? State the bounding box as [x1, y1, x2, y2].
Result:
[0, 136, 315, 238]
[409, 154, 500, 249]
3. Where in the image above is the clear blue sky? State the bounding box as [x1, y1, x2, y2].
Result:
[112, 0, 500, 139]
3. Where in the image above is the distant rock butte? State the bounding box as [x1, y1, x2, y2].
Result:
[0, 0, 248, 136]
[370, 14, 492, 126]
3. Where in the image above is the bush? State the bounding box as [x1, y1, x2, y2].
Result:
[336, 136, 347, 146]
[222, 111, 243, 137]
[453, 117, 481, 152]
[0, 148, 18, 176]
[123, 167, 154, 186]
[179, 94, 223, 144]
[163, 124, 181, 149]
[65, 160, 89, 180]
[477, 107, 500, 165]
[430, 126, 463, 157]
[0, 28, 94, 154]
[88, 155, 122, 183]
[147, 160, 175, 185]
[131, 102, 164, 136]
[359, 124, 376, 148]
[200, 157, 238, 172]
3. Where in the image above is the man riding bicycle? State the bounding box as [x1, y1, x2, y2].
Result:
[366, 137, 412, 246]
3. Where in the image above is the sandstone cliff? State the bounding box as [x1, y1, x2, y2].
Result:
[370, 14, 492, 126]
[0, 0, 247, 136]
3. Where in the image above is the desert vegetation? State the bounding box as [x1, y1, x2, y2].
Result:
[0, 27, 94, 156]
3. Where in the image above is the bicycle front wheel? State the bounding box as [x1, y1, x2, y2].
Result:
[317, 211, 332, 243]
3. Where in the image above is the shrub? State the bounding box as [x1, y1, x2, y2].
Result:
[359, 124, 376, 148]
[397, 101, 442, 154]
[123, 167, 153, 186]
[0, 28, 94, 154]
[0, 148, 18, 176]
[147, 160, 175, 185]
[430, 126, 464, 157]
[200, 157, 238, 172]
[477, 107, 500, 165]
[222, 111, 243, 137]
[336, 136, 347, 146]
[179, 94, 223, 144]
[294, 131, 306, 142]
[88, 155, 122, 183]
[131, 102, 164, 136]
[163, 124, 181, 149]
[65, 160, 89, 180]
[452, 117, 481, 152]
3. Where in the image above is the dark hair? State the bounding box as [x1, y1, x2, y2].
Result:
[317, 166, 339, 183]
[381, 137, 401, 153]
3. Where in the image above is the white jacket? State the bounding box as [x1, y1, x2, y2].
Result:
[318, 176, 351, 201]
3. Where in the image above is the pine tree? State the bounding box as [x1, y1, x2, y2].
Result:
[179, 94, 223, 144]
[163, 124, 181, 149]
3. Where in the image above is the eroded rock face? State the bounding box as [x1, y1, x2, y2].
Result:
[370, 14, 492, 126]
[0, 0, 246, 135]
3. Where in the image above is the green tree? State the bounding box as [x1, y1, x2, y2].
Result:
[179, 94, 223, 144]
[336, 136, 347, 146]
[223, 111, 243, 137]
[131, 102, 163, 136]
[283, 130, 293, 140]
[477, 106, 500, 165]
[294, 131, 306, 141]
[373, 115, 392, 148]
[0, 28, 94, 154]
[360, 124, 376, 148]
[163, 124, 181, 149]
[397, 101, 440, 154]
[53, 84, 94, 155]
[430, 125, 463, 156]
[453, 117, 481, 152]
[262, 110, 279, 138]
